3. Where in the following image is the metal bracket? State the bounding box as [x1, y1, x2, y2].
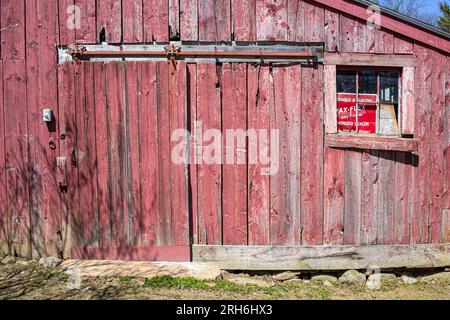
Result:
[164, 44, 182, 70]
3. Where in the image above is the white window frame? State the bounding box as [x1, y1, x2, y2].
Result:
[324, 53, 415, 136]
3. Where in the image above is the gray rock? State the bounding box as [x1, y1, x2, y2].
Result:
[272, 271, 300, 281]
[339, 270, 366, 285]
[1, 256, 16, 264]
[401, 275, 418, 285]
[366, 273, 398, 290]
[323, 280, 333, 287]
[39, 256, 62, 268]
[421, 272, 450, 283]
[311, 274, 338, 284]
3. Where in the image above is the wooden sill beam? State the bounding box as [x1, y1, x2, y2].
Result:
[325, 134, 419, 152]
[324, 52, 415, 67]
[193, 244, 450, 270]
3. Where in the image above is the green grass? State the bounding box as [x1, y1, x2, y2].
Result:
[142, 276, 288, 299]
[144, 276, 210, 290]
[118, 276, 133, 284]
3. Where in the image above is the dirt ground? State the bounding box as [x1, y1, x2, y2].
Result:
[0, 260, 448, 300]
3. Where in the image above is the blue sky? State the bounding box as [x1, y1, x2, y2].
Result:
[425, 0, 442, 15]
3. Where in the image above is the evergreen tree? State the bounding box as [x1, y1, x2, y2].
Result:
[437, 2, 450, 32]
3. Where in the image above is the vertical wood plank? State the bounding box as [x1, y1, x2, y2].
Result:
[324, 64, 337, 134]
[4, 60, 30, 257]
[25, 0, 43, 257]
[156, 61, 171, 245]
[1, 0, 25, 60]
[222, 63, 248, 245]
[93, 62, 111, 247]
[139, 62, 159, 246]
[143, 0, 169, 42]
[77, 63, 99, 247]
[411, 44, 432, 244]
[301, 65, 324, 245]
[72, 62, 85, 246]
[270, 64, 302, 245]
[287, 0, 304, 42]
[57, 62, 76, 257]
[394, 152, 412, 244]
[196, 63, 222, 245]
[27, 0, 62, 258]
[105, 62, 127, 245]
[232, 0, 256, 41]
[124, 62, 141, 246]
[169, 61, 189, 246]
[429, 51, 446, 243]
[0, 62, 9, 255]
[376, 29, 395, 54]
[304, 1, 324, 43]
[394, 36, 414, 54]
[122, 0, 144, 43]
[256, 0, 288, 41]
[59, 0, 76, 45]
[401, 66, 415, 135]
[76, 0, 97, 43]
[377, 151, 395, 244]
[180, 0, 198, 41]
[343, 149, 361, 245]
[325, 9, 339, 52]
[323, 148, 344, 245]
[360, 150, 379, 245]
[340, 15, 359, 53]
[198, 0, 231, 41]
[187, 63, 198, 244]
[443, 57, 450, 229]
[97, 0, 122, 43]
[169, 0, 180, 39]
[248, 64, 270, 245]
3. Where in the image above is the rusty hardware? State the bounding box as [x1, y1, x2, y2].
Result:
[49, 140, 57, 150]
[164, 44, 182, 70]
[70, 149, 77, 165]
[66, 44, 87, 58]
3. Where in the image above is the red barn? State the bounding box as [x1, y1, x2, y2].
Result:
[0, 0, 449, 270]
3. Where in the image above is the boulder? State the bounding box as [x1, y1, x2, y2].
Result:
[366, 273, 397, 290]
[338, 270, 366, 285]
[323, 280, 333, 287]
[39, 257, 63, 268]
[272, 271, 300, 281]
[1, 256, 16, 264]
[401, 275, 418, 285]
[311, 274, 338, 284]
[420, 272, 450, 283]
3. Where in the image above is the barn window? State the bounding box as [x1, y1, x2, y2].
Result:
[336, 69, 400, 135]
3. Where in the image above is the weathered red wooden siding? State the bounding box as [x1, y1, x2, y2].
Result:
[0, 0, 448, 259]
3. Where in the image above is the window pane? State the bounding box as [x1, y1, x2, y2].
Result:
[379, 104, 400, 135]
[337, 70, 356, 93]
[358, 70, 377, 94]
[380, 72, 399, 103]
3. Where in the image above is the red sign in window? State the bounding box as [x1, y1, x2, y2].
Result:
[337, 93, 377, 133]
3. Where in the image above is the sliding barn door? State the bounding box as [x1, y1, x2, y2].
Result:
[190, 62, 324, 246]
[58, 61, 190, 261]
